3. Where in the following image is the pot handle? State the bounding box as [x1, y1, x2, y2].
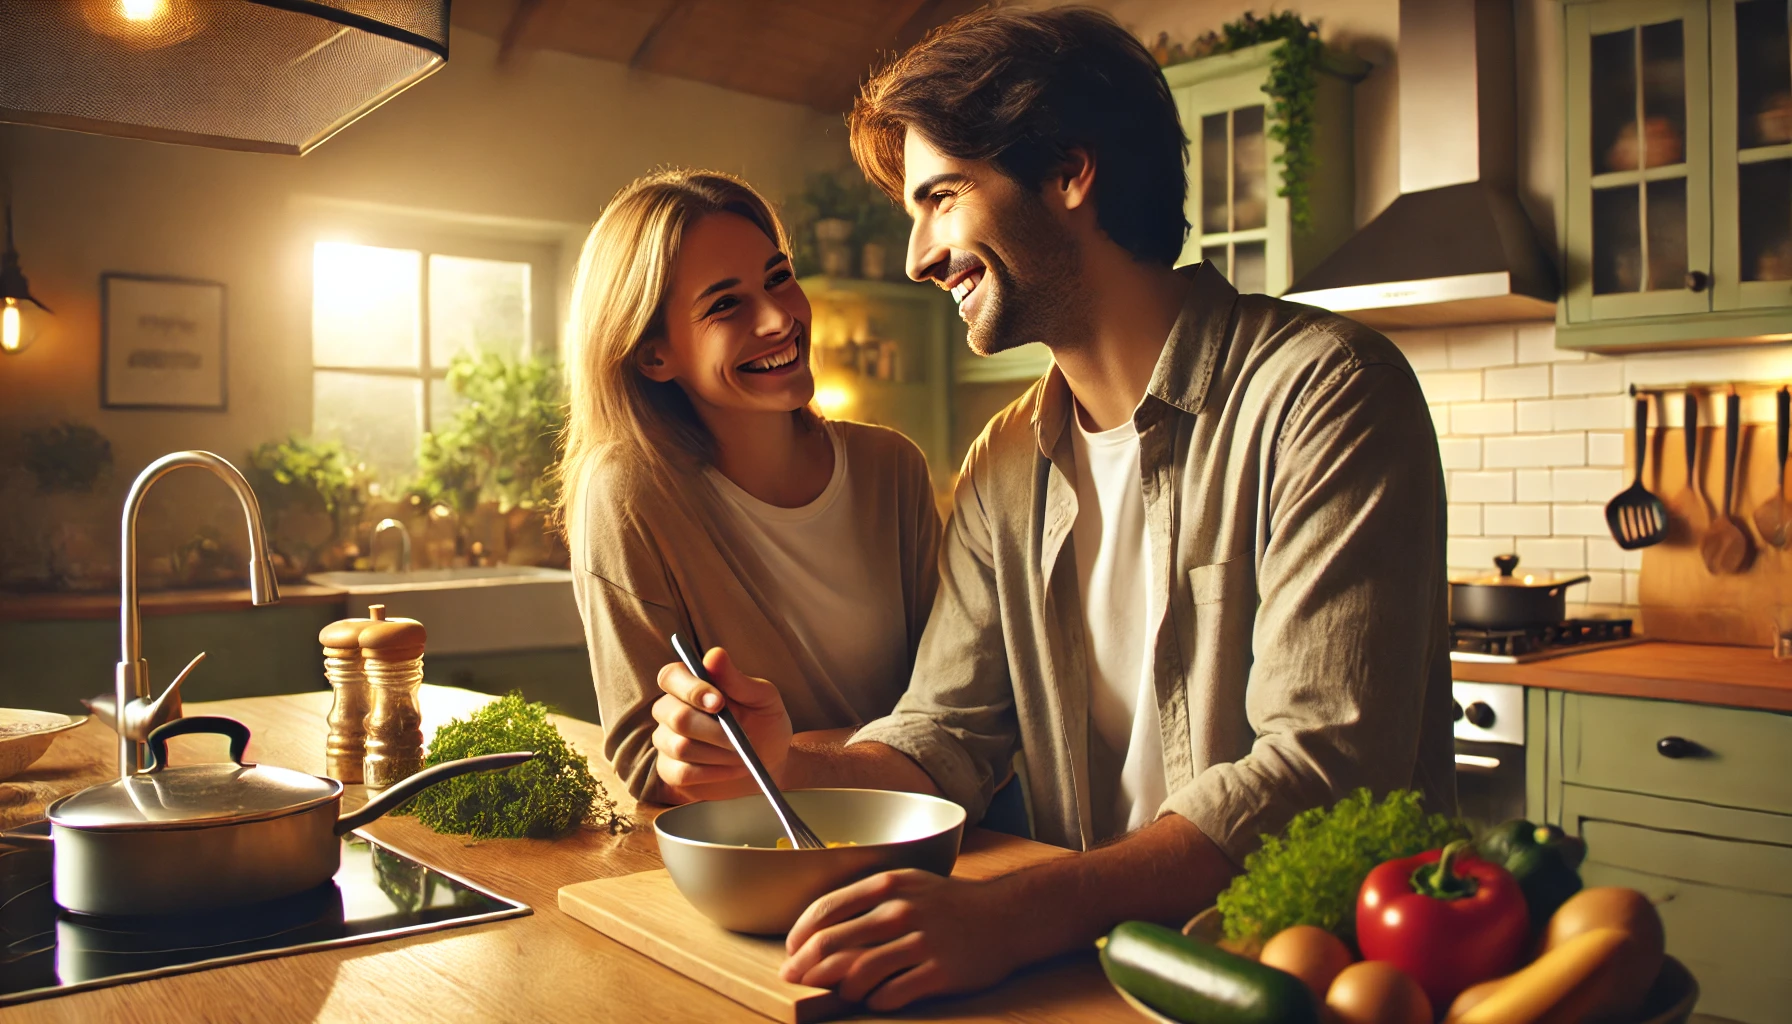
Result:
[1546, 574, 1593, 595]
[335, 751, 535, 835]
[146, 715, 253, 771]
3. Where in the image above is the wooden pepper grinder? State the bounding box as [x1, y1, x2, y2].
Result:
[360, 604, 427, 789]
[319, 613, 375, 782]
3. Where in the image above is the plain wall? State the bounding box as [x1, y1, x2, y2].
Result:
[0, 26, 847, 574]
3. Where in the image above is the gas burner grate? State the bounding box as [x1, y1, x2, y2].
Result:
[1451, 618, 1633, 657]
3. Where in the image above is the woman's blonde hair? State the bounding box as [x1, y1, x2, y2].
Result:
[555, 169, 798, 537]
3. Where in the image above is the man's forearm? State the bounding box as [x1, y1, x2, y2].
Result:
[992, 813, 1237, 967]
[784, 734, 941, 796]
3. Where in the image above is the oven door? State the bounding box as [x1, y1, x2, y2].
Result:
[1454, 738, 1526, 831]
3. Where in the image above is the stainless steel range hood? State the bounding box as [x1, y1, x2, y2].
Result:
[1284, 0, 1558, 329]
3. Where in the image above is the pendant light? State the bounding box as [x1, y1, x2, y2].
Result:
[0, 204, 50, 356]
[0, 1, 449, 156]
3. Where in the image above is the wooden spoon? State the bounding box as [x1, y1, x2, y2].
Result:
[1751, 386, 1791, 548]
[1700, 391, 1755, 573]
[1666, 392, 1708, 544]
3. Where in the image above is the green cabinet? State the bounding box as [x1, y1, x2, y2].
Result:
[1161, 41, 1365, 295]
[1560, 0, 1792, 350]
[1529, 688, 1792, 1022]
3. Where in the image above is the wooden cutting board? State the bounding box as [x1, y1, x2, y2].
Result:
[558, 829, 1070, 1024]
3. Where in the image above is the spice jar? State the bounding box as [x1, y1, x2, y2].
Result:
[319, 613, 375, 783]
[360, 604, 427, 789]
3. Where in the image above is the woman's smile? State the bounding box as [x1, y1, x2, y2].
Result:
[738, 329, 806, 375]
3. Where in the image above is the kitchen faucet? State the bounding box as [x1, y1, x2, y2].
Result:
[103, 451, 280, 779]
[372, 517, 412, 572]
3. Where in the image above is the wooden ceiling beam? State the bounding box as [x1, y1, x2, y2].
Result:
[629, 0, 693, 69]
[497, 0, 564, 65]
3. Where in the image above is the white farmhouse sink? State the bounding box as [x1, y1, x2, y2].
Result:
[308, 566, 583, 655]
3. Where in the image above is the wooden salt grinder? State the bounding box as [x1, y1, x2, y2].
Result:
[360, 604, 428, 789]
[319, 614, 374, 783]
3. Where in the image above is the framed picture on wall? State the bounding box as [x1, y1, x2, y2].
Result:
[100, 273, 228, 411]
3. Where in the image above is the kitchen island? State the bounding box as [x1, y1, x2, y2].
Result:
[0, 686, 1142, 1023]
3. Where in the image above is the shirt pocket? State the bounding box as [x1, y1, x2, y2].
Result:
[1185, 559, 1257, 752]
[1189, 557, 1251, 606]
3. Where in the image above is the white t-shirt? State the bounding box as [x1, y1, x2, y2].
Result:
[1070, 405, 1169, 836]
[703, 424, 894, 699]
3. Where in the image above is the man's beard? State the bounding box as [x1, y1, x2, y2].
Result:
[963, 193, 1085, 357]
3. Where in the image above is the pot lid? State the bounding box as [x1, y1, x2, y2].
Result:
[1452, 554, 1587, 588]
[46, 715, 341, 831]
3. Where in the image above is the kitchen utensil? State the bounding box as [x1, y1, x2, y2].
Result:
[362, 605, 426, 788]
[1668, 391, 1709, 541]
[2, 715, 532, 917]
[671, 633, 824, 851]
[1700, 391, 1755, 574]
[320, 612, 375, 782]
[0, 709, 89, 781]
[1606, 396, 1669, 550]
[1449, 555, 1590, 629]
[653, 788, 965, 934]
[1753, 386, 1792, 548]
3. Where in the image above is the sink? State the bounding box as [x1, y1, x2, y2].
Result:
[307, 566, 583, 655]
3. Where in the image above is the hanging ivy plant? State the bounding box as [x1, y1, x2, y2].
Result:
[1171, 12, 1326, 230]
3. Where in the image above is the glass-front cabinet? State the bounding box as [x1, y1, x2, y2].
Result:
[1562, 0, 1792, 350]
[1162, 41, 1365, 297]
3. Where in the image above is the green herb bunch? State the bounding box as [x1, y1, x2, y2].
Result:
[399, 693, 630, 839]
[1216, 788, 1466, 945]
[1176, 11, 1327, 229]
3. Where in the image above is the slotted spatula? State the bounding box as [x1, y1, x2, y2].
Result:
[1606, 395, 1668, 550]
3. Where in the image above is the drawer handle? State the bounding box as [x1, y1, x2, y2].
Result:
[1656, 736, 1706, 759]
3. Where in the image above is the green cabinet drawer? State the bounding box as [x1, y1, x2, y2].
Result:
[1562, 693, 1792, 815]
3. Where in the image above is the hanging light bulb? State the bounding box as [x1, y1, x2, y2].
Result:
[0, 205, 52, 355]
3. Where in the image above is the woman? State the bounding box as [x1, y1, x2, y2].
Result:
[558, 169, 941, 804]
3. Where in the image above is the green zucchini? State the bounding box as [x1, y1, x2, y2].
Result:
[1098, 920, 1319, 1024]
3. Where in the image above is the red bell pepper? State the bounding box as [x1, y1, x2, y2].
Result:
[1356, 839, 1529, 1009]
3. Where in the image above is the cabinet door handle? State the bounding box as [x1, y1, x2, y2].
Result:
[1684, 270, 1710, 292]
[1656, 736, 1704, 759]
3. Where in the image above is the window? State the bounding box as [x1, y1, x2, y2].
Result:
[310, 241, 537, 484]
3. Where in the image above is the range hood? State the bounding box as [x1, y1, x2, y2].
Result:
[1283, 0, 1557, 329]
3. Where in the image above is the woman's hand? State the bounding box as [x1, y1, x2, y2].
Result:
[652, 646, 794, 797]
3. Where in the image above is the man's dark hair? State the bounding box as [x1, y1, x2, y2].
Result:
[850, 5, 1190, 266]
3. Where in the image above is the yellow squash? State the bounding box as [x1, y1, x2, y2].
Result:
[1445, 927, 1631, 1024]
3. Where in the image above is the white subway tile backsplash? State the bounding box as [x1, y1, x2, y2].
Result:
[1451, 401, 1516, 435]
[1485, 365, 1551, 400]
[1448, 326, 1517, 369]
[1551, 395, 1628, 430]
[1485, 433, 1586, 468]
[1517, 400, 1553, 432]
[1516, 469, 1553, 501]
[1415, 370, 1483, 403]
[1449, 470, 1514, 503]
[1448, 504, 1483, 536]
[1553, 503, 1609, 536]
[1517, 323, 1584, 364]
[1388, 329, 1450, 371]
[1624, 571, 1641, 604]
[1484, 503, 1551, 535]
[1588, 432, 1625, 466]
[1430, 404, 1450, 436]
[1621, 344, 1792, 397]
[1438, 437, 1482, 470]
[1553, 467, 1625, 502]
[1586, 535, 1627, 570]
[1586, 570, 1623, 604]
[1516, 537, 1585, 570]
[1449, 536, 1516, 570]
[1552, 359, 1625, 396]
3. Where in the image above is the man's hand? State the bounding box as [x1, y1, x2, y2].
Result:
[779, 870, 1023, 1011]
[652, 647, 792, 798]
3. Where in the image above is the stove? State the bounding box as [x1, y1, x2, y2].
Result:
[0, 826, 529, 1007]
[1449, 617, 1640, 664]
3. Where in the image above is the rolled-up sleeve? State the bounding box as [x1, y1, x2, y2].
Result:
[849, 447, 1020, 824]
[1162, 359, 1447, 864]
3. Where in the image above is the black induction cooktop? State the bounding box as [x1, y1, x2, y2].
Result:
[0, 825, 530, 1007]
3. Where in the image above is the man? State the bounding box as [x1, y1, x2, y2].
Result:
[648, 5, 1455, 1011]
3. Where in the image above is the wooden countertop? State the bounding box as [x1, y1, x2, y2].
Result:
[0, 687, 1139, 1023]
[0, 584, 348, 622]
[1452, 641, 1792, 713]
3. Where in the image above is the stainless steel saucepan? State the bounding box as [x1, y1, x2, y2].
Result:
[1, 715, 531, 917]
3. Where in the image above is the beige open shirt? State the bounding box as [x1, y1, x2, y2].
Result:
[850, 262, 1457, 862]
